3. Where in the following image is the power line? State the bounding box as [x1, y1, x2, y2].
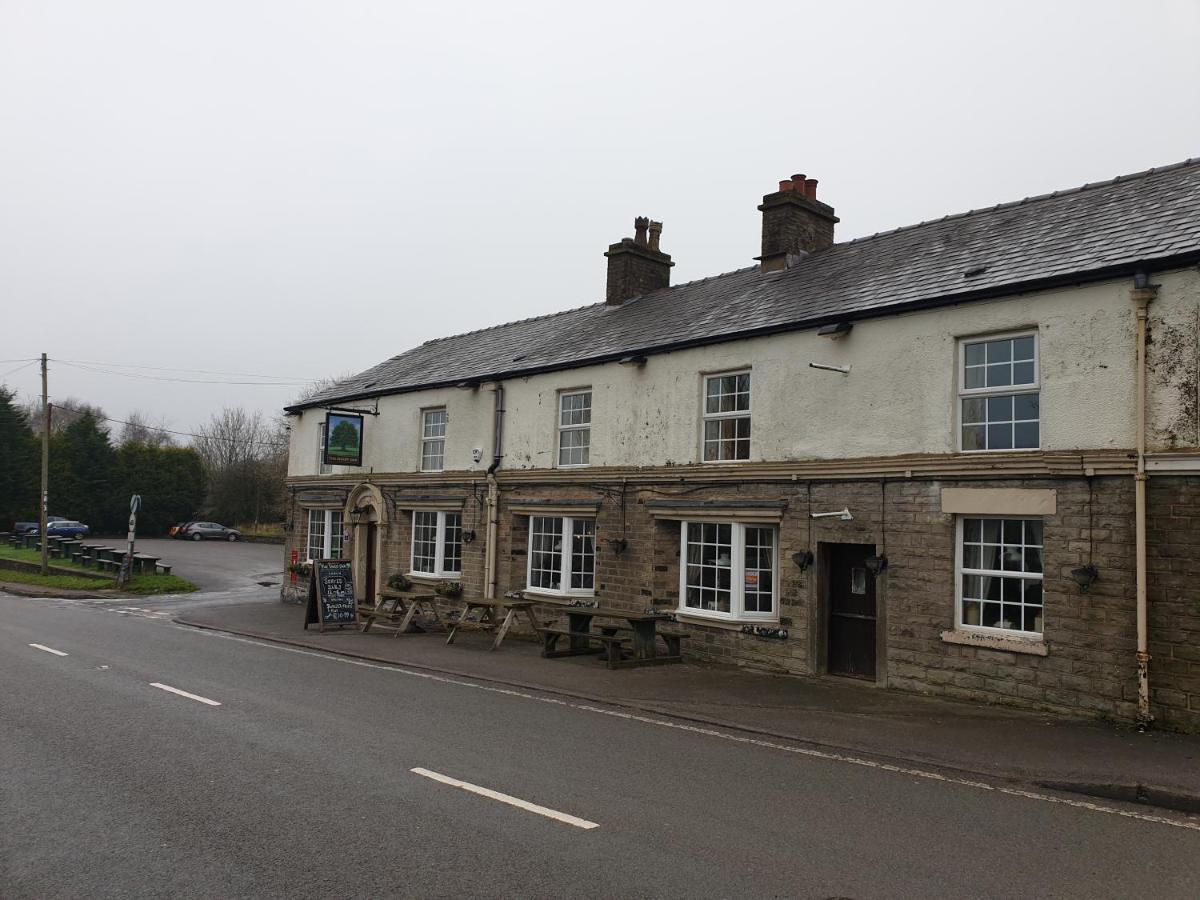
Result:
[54, 360, 313, 386]
[0, 360, 38, 380]
[50, 401, 289, 449]
[55, 358, 323, 381]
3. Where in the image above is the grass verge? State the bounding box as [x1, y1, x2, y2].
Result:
[0, 546, 197, 594]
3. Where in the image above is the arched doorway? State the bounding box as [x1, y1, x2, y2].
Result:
[345, 483, 388, 605]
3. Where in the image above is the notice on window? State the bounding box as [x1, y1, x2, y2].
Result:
[744, 572, 759, 589]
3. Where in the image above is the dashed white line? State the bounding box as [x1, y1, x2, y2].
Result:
[411, 767, 599, 830]
[149, 682, 222, 706]
[29, 643, 68, 656]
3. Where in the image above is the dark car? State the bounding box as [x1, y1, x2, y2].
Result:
[179, 522, 241, 542]
[14, 515, 67, 534]
[45, 520, 90, 539]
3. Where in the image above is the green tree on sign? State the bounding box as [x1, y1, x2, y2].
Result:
[330, 421, 359, 452]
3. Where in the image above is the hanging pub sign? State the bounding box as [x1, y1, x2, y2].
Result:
[323, 413, 364, 467]
[305, 558, 359, 631]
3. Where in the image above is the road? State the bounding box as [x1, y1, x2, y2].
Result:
[3, 592, 1200, 899]
[95, 537, 284, 592]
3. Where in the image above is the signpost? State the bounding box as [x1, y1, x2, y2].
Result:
[117, 494, 141, 589]
[304, 558, 359, 631]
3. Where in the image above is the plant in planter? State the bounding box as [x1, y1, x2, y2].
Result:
[387, 573, 412, 592]
[434, 580, 463, 599]
[287, 561, 312, 576]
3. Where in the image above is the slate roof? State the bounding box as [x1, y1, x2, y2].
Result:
[292, 158, 1200, 411]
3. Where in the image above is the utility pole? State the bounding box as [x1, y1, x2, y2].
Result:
[40, 353, 49, 575]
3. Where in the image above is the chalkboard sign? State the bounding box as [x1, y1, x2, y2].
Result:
[305, 558, 359, 631]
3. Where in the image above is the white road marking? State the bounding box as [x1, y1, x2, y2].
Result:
[411, 767, 599, 830]
[29, 643, 68, 656]
[181, 628, 1200, 834]
[149, 682, 222, 706]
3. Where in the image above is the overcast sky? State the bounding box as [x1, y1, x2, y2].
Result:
[3, 0, 1198, 438]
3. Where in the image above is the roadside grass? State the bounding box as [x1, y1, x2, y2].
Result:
[234, 522, 285, 540]
[0, 545, 197, 594]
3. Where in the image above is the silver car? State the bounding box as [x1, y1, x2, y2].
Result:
[180, 522, 241, 542]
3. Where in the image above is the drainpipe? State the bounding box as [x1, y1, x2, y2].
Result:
[484, 382, 505, 600]
[1131, 273, 1156, 730]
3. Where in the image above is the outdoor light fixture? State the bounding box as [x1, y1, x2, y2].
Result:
[456, 380, 480, 390]
[811, 508, 853, 521]
[808, 362, 851, 375]
[865, 554, 888, 575]
[462, 529, 477, 544]
[619, 355, 648, 366]
[605, 538, 628, 555]
[1070, 564, 1099, 593]
[791, 550, 814, 571]
[817, 322, 853, 339]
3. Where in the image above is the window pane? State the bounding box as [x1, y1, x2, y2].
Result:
[964, 366, 985, 389]
[443, 513, 462, 574]
[1013, 394, 1039, 420]
[1013, 421, 1039, 449]
[962, 398, 986, 424]
[987, 396, 1013, 421]
[308, 509, 324, 560]
[985, 364, 1011, 387]
[1012, 362, 1035, 385]
[963, 519, 982, 542]
[412, 511, 438, 573]
[965, 343, 985, 366]
[986, 339, 1012, 363]
[329, 512, 344, 559]
[1012, 336, 1035, 361]
[962, 424, 986, 451]
[570, 518, 595, 590]
[987, 423, 1013, 449]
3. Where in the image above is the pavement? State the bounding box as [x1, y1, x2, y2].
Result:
[175, 594, 1200, 804]
[5, 591, 1200, 899]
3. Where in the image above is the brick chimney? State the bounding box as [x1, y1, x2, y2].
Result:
[756, 173, 838, 272]
[604, 216, 673, 305]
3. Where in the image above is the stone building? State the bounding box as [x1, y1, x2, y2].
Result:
[284, 161, 1200, 730]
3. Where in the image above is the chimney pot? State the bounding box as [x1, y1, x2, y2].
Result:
[778, 179, 793, 193]
[804, 178, 818, 200]
[633, 216, 650, 246]
[755, 174, 838, 271]
[647, 220, 663, 252]
[791, 174, 806, 190]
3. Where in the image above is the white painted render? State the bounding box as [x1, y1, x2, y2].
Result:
[288, 268, 1199, 476]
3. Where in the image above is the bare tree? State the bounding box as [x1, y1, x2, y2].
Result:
[25, 397, 108, 436]
[193, 407, 288, 527]
[118, 410, 176, 448]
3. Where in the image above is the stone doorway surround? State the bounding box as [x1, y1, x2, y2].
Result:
[345, 483, 388, 604]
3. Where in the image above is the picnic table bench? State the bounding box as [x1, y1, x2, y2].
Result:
[360, 589, 444, 635]
[536, 605, 688, 669]
[445, 597, 544, 650]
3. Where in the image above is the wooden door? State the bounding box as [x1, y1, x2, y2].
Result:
[827, 543, 877, 679]
[365, 523, 378, 606]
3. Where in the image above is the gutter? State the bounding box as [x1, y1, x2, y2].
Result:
[1131, 275, 1156, 730]
[483, 382, 505, 600]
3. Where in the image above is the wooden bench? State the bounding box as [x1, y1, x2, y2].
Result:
[536, 626, 630, 667]
[360, 590, 442, 636]
[446, 598, 543, 650]
[156, 564, 172, 576]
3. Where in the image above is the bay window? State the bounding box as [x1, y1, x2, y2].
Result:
[679, 522, 777, 620]
[411, 510, 462, 577]
[527, 515, 595, 596]
[306, 509, 344, 561]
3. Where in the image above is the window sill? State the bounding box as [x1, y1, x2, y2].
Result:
[940, 629, 1047, 656]
[407, 572, 461, 583]
[520, 589, 595, 604]
[674, 611, 779, 631]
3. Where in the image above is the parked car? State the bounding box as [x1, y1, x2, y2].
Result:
[45, 520, 90, 539]
[178, 522, 241, 542]
[168, 522, 192, 538]
[13, 516, 67, 534]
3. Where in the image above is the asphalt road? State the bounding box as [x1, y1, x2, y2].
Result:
[4, 594, 1200, 899]
[95, 537, 285, 592]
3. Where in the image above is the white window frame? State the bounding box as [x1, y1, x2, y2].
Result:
[409, 510, 462, 578]
[420, 408, 447, 472]
[557, 389, 592, 468]
[954, 515, 1044, 638]
[957, 330, 1040, 453]
[677, 521, 779, 623]
[306, 509, 344, 562]
[318, 420, 332, 475]
[701, 370, 752, 463]
[525, 515, 596, 597]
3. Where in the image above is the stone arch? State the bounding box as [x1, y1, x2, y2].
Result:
[345, 482, 388, 525]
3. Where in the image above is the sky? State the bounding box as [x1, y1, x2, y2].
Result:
[3, 0, 1199, 439]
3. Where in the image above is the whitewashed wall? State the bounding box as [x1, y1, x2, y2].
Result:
[288, 267, 1199, 476]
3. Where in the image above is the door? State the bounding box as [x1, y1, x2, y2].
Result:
[364, 523, 378, 606]
[827, 543, 878, 679]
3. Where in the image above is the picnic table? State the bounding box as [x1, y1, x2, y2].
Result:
[360, 589, 444, 636]
[445, 597, 544, 650]
[536, 604, 687, 669]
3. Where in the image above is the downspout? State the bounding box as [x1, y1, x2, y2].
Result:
[484, 382, 505, 600]
[1131, 273, 1156, 730]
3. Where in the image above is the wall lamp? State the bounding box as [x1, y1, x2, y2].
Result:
[865, 554, 889, 575]
[619, 355, 647, 367]
[791, 550, 814, 571]
[811, 508, 853, 521]
[605, 538, 628, 555]
[462, 529, 477, 544]
[817, 322, 853, 340]
[456, 380, 480, 390]
[1070, 564, 1099, 593]
[809, 362, 851, 375]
